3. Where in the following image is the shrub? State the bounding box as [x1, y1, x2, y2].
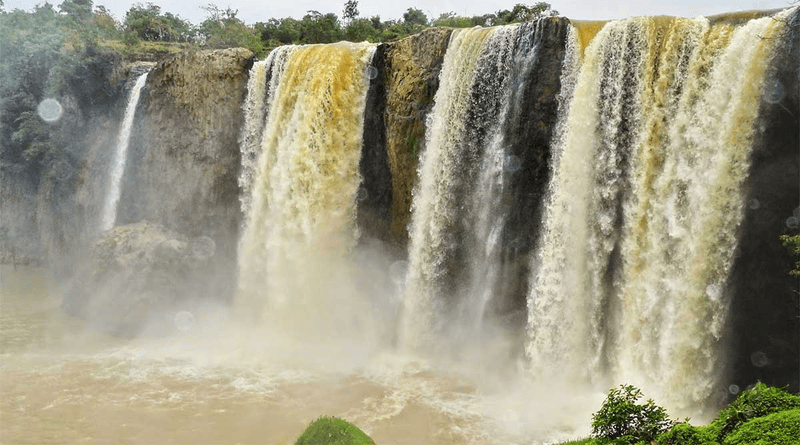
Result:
[722, 409, 800, 445]
[711, 382, 800, 440]
[655, 422, 717, 445]
[591, 384, 675, 444]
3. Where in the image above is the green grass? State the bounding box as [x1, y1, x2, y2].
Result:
[722, 409, 800, 445]
[294, 416, 375, 445]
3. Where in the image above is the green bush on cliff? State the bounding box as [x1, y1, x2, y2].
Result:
[557, 383, 800, 445]
[710, 382, 800, 440]
[654, 422, 716, 445]
[722, 409, 800, 445]
[591, 384, 675, 444]
[294, 416, 375, 445]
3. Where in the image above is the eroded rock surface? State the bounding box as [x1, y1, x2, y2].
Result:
[381, 28, 452, 246]
[63, 222, 219, 336]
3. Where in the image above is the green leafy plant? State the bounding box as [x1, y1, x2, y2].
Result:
[711, 382, 800, 440]
[655, 422, 716, 445]
[591, 384, 675, 444]
[721, 409, 800, 445]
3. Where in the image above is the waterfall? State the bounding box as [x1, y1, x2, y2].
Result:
[401, 21, 559, 354]
[526, 12, 790, 416]
[100, 72, 148, 232]
[237, 43, 376, 339]
[229, 9, 793, 424]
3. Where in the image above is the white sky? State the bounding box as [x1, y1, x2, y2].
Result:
[3, 0, 796, 26]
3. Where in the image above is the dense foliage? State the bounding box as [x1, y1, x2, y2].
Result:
[0, 0, 558, 178]
[0, 1, 120, 186]
[591, 384, 675, 444]
[2, 0, 558, 55]
[561, 383, 800, 445]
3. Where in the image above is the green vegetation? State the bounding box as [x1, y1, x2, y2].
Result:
[591, 384, 676, 444]
[294, 416, 375, 445]
[721, 409, 800, 445]
[781, 233, 800, 277]
[0, 0, 557, 180]
[557, 383, 800, 445]
[0, 1, 119, 187]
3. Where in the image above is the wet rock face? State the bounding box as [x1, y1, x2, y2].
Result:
[117, 48, 255, 265]
[357, 45, 392, 245]
[381, 28, 453, 246]
[729, 12, 800, 393]
[63, 222, 219, 336]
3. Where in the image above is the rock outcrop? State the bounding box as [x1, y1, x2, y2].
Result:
[63, 222, 218, 336]
[116, 48, 254, 264]
[380, 28, 452, 246]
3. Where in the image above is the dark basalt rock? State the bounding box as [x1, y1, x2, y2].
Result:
[729, 9, 800, 394]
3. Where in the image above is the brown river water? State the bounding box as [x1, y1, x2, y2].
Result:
[1, 265, 599, 445]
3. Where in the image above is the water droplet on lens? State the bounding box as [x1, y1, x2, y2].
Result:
[787, 216, 799, 229]
[53, 161, 72, 180]
[748, 198, 759, 210]
[389, 260, 408, 285]
[365, 66, 378, 80]
[765, 80, 785, 104]
[705, 284, 721, 300]
[192, 236, 216, 259]
[750, 351, 769, 368]
[357, 188, 368, 201]
[728, 384, 740, 395]
[37, 98, 63, 122]
[174, 311, 194, 331]
[504, 154, 521, 172]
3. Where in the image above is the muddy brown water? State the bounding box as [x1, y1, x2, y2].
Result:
[1, 266, 597, 445]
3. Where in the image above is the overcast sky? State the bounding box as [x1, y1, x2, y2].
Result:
[3, 0, 796, 26]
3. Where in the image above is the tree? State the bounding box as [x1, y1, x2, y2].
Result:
[591, 384, 675, 444]
[299, 10, 341, 44]
[91, 5, 120, 39]
[495, 2, 558, 24]
[59, 0, 93, 21]
[274, 17, 301, 44]
[124, 2, 191, 42]
[199, 4, 263, 53]
[342, 0, 358, 24]
[432, 12, 472, 28]
[402, 7, 427, 26]
[343, 17, 379, 42]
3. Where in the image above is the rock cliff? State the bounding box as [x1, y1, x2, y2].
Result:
[380, 28, 452, 246]
[116, 48, 254, 276]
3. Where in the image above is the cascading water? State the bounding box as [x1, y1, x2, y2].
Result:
[401, 20, 564, 358]
[401, 25, 508, 353]
[100, 72, 148, 232]
[526, 12, 791, 417]
[237, 42, 377, 341]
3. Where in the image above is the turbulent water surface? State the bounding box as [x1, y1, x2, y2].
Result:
[1, 265, 601, 445]
[1, 7, 796, 445]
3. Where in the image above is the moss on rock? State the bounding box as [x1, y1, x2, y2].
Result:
[294, 417, 375, 445]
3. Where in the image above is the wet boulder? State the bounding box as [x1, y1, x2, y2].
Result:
[62, 221, 218, 336]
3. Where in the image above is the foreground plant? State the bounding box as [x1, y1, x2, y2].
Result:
[591, 384, 675, 444]
[294, 416, 375, 445]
